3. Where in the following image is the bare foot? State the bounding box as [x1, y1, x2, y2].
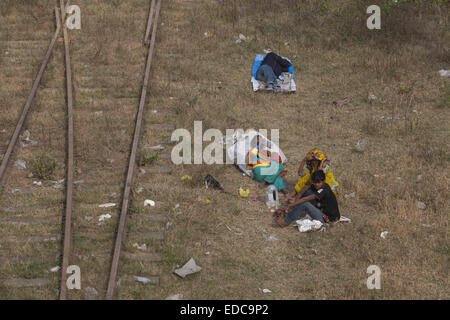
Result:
[275, 217, 289, 228]
[333, 97, 351, 106]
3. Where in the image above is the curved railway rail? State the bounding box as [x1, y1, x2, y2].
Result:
[0, 0, 164, 300]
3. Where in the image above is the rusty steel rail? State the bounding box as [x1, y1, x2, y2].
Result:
[106, 0, 162, 300]
[59, 0, 74, 300]
[0, 8, 62, 191]
[144, 0, 156, 45]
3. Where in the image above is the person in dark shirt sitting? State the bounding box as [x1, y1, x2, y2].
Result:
[276, 170, 340, 228]
[256, 52, 292, 91]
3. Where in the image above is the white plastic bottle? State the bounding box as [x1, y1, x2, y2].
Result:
[265, 185, 279, 210]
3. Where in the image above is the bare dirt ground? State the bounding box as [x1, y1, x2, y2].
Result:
[0, 0, 448, 299]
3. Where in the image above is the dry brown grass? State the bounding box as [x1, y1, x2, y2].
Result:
[0, 0, 448, 299]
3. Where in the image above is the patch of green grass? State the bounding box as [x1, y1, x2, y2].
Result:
[31, 154, 59, 180]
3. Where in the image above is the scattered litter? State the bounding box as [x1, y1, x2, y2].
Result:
[204, 31, 212, 38]
[174, 258, 202, 278]
[368, 94, 377, 100]
[295, 255, 303, 260]
[136, 73, 142, 78]
[165, 221, 172, 230]
[20, 130, 37, 147]
[166, 294, 183, 300]
[133, 276, 152, 284]
[379, 116, 405, 120]
[263, 49, 271, 54]
[133, 243, 147, 251]
[295, 219, 323, 233]
[267, 234, 279, 241]
[138, 168, 146, 176]
[204, 174, 224, 191]
[99, 203, 116, 208]
[416, 201, 426, 210]
[339, 216, 352, 223]
[262, 289, 272, 294]
[5, 50, 10, 55]
[106, 158, 115, 164]
[239, 187, 250, 198]
[85, 287, 98, 300]
[144, 199, 155, 207]
[50, 266, 60, 272]
[344, 192, 356, 199]
[174, 203, 180, 209]
[330, 143, 336, 150]
[109, 192, 118, 198]
[416, 175, 422, 182]
[152, 109, 158, 113]
[355, 139, 366, 152]
[181, 175, 192, 181]
[0, 129, 6, 133]
[205, 197, 211, 204]
[11, 188, 21, 194]
[312, 249, 318, 255]
[205, 240, 212, 247]
[98, 214, 112, 222]
[53, 183, 63, 190]
[148, 145, 164, 151]
[438, 70, 450, 78]
[380, 231, 389, 239]
[14, 160, 27, 170]
[422, 224, 432, 228]
[332, 97, 351, 106]
[205, 251, 210, 255]
[74, 180, 84, 185]
[284, 41, 289, 46]
[252, 196, 258, 201]
[136, 187, 144, 194]
[94, 111, 103, 116]
[84, 216, 93, 221]
[33, 181, 42, 186]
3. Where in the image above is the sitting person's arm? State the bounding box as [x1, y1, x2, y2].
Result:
[285, 193, 316, 213]
[275, 54, 292, 69]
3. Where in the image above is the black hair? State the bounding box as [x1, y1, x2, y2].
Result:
[312, 170, 326, 182]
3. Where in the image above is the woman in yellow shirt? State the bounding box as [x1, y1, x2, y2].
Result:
[286, 149, 339, 202]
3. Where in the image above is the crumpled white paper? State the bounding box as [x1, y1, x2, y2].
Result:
[295, 218, 323, 232]
[174, 258, 202, 278]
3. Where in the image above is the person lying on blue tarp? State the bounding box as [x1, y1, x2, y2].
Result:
[255, 52, 292, 91]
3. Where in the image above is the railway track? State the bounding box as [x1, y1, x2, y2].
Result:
[0, 0, 169, 299]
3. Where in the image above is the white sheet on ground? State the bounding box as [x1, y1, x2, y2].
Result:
[225, 129, 287, 178]
[295, 215, 352, 232]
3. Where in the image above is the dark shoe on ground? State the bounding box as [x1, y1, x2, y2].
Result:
[266, 83, 273, 91]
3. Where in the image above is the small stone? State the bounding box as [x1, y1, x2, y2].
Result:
[344, 192, 356, 199]
[85, 287, 98, 300]
[416, 201, 426, 210]
[355, 139, 366, 152]
[166, 294, 183, 300]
